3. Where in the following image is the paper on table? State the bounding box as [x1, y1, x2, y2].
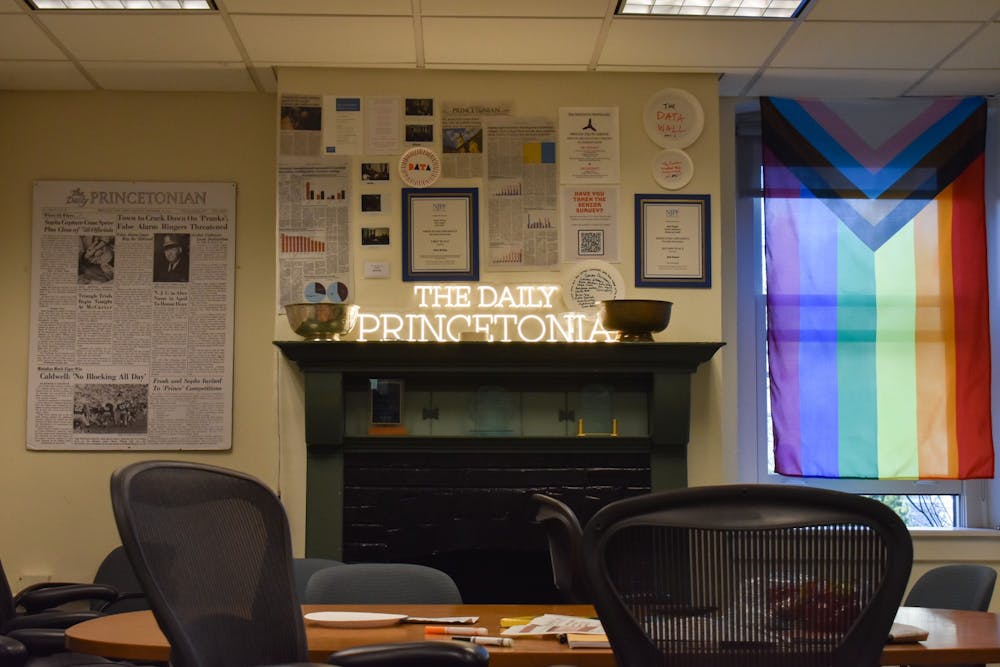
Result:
[501, 614, 604, 637]
[888, 623, 928, 643]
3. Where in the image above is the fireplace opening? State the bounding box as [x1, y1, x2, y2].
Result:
[341, 450, 651, 603]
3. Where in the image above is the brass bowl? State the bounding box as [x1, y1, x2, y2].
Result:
[598, 299, 672, 342]
[284, 303, 359, 341]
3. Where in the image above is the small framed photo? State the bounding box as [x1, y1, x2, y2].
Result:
[634, 193, 711, 288]
[369, 379, 404, 426]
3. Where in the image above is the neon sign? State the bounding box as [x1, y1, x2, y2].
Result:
[355, 285, 616, 343]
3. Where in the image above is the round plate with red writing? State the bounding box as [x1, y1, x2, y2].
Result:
[643, 88, 704, 149]
[652, 148, 694, 190]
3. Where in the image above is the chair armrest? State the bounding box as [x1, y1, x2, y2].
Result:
[3, 610, 102, 631]
[97, 591, 147, 614]
[327, 641, 488, 666]
[3, 627, 67, 655]
[16, 584, 119, 613]
[0, 635, 28, 667]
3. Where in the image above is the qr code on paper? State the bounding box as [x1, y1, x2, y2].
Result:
[577, 230, 605, 257]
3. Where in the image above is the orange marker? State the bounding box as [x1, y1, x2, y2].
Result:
[425, 626, 488, 636]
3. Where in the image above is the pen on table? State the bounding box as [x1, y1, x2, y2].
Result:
[451, 636, 514, 647]
[424, 626, 488, 636]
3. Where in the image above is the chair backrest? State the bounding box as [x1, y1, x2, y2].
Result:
[304, 563, 463, 604]
[292, 558, 343, 601]
[110, 460, 309, 667]
[582, 484, 913, 667]
[531, 493, 588, 603]
[0, 561, 15, 629]
[91, 546, 148, 613]
[904, 564, 996, 611]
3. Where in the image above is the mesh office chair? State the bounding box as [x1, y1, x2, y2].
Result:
[304, 563, 462, 605]
[582, 484, 913, 667]
[110, 460, 487, 667]
[530, 493, 588, 603]
[292, 559, 343, 602]
[1, 559, 121, 661]
[903, 564, 996, 667]
[904, 564, 996, 612]
[91, 547, 148, 614]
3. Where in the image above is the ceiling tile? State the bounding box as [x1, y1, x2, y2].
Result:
[234, 15, 415, 65]
[0, 15, 67, 59]
[1, 0, 24, 12]
[221, 0, 411, 15]
[601, 19, 790, 68]
[773, 22, 979, 68]
[0, 61, 92, 89]
[907, 69, 1000, 97]
[85, 61, 255, 91]
[804, 0, 1000, 21]
[747, 68, 926, 98]
[38, 14, 242, 61]
[421, 0, 609, 17]
[422, 18, 601, 65]
[941, 23, 1000, 68]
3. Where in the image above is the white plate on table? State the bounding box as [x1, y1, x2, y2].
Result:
[304, 611, 408, 628]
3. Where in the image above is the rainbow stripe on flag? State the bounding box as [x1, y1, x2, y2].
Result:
[762, 97, 993, 479]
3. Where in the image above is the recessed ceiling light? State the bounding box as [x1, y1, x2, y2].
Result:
[26, 0, 215, 9]
[617, 0, 808, 18]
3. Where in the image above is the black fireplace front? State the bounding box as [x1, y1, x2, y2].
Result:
[341, 450, 651, 603]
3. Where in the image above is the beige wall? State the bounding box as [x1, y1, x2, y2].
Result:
[0, 91, 278, 588]
[0, 76, 996, 616]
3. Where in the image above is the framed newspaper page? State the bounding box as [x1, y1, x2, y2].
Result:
[402, 187, 479, 282]
[28, 181, 236, 450]
[634, 193, 711, 288]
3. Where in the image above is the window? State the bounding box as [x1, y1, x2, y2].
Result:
[733, 105, 996, 528]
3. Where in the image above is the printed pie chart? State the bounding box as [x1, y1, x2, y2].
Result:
[328, 282, 349, 303]
[303, 282, 326, 303]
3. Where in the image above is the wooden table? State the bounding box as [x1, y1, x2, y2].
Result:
[65, 604, 1000, 667]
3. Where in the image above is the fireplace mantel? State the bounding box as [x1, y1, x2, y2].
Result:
[275, 340, 723, 561]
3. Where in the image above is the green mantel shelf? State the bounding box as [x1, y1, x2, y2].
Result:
[275, 340, 723, 372]
[274, 340, 724, 559]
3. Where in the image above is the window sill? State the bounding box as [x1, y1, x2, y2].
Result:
[909, 527, 1000, 537]
[910, 528, 1000, 562]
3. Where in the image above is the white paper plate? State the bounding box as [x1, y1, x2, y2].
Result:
[304, 611, 408, 628]
[561, 260, 627, 311]
[643, 88, 704, 149]
[652, 148, 694, 190]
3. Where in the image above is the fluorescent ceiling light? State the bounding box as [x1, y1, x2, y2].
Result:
[618, 0, 808, 17]
[27, 0, 215, 8]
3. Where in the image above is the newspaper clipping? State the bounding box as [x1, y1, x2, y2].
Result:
[484, 117, 559, 270]
[277, 159, 353, 309]
[441, 101, 512, 178]
[27, 181, 236, 451]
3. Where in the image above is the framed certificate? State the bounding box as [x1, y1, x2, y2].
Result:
[402, 187, 479, 282]
[634, 193, 711, 288]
